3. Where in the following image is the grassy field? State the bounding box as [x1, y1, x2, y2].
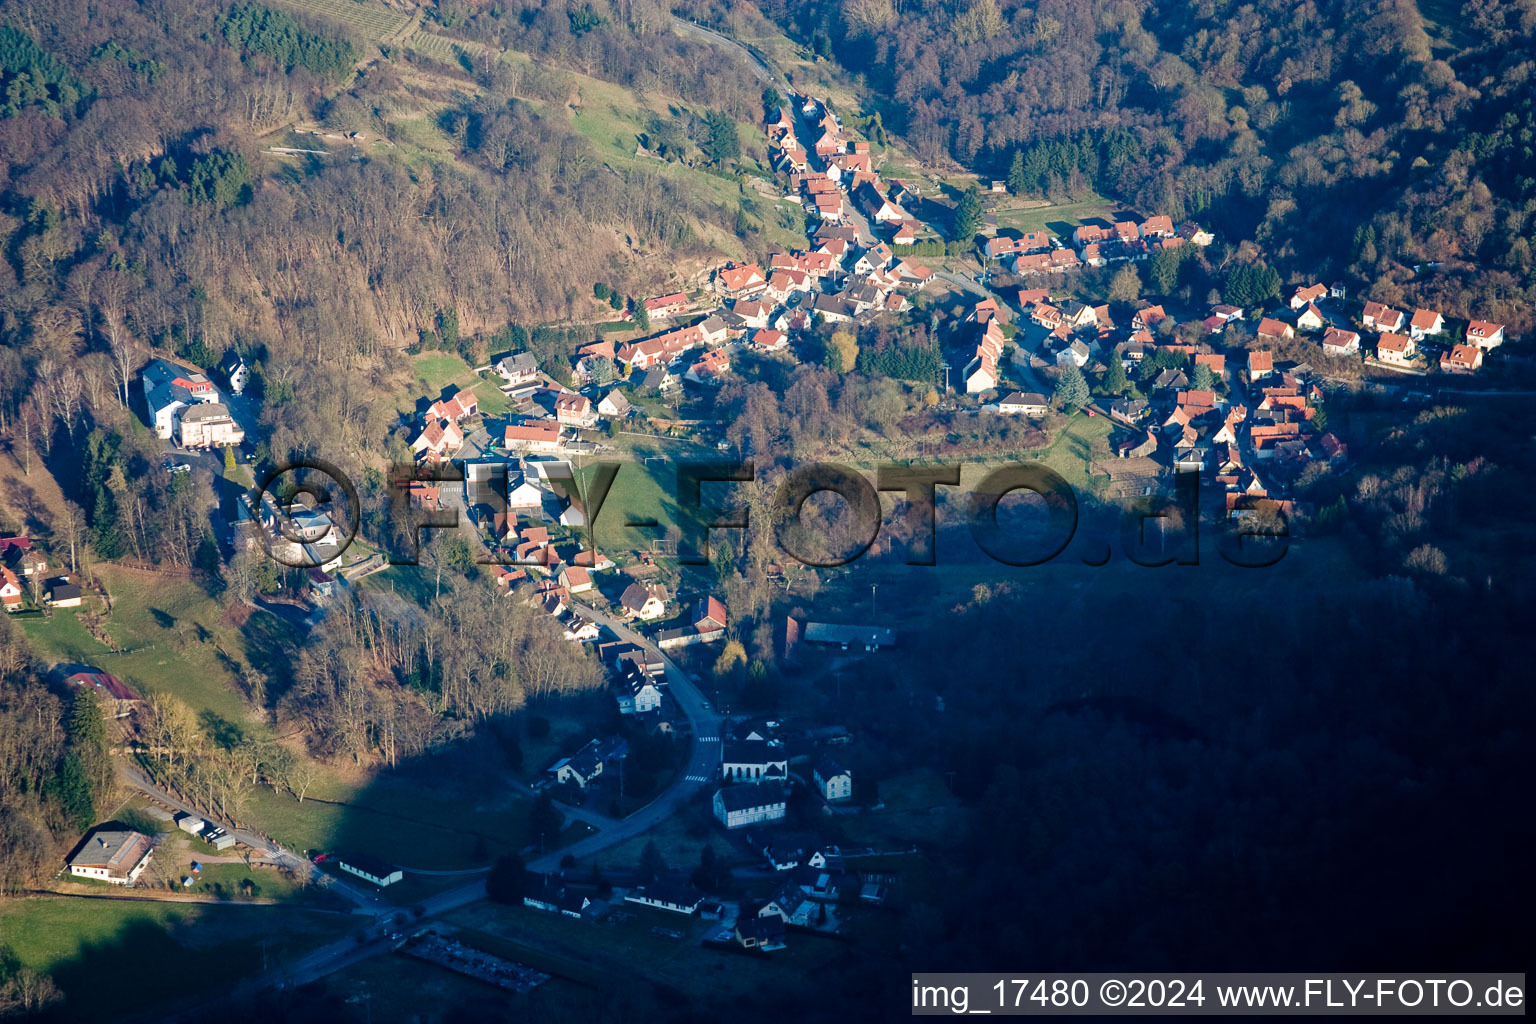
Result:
[412, 352, 476, 395]
[19, 565, 293, 727]
[994, 196, 1118, 238]
[0, 897, 353, 1019]
[237, 758, 533, 871]
[581, 457, 694, 553]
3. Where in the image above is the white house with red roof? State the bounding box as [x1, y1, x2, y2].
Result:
[1466, 320, 1505, 349]
[643, 292, 693, 318]
[1362, 301, 1405, 333]
[1408, 308, 1444, 340]
[0, 567, 22, 612]
[1257, 318, 1294, 343]
[1289, 284, 1327, 310]
[1439, 344, 1483, 373]
[554, 392, 597, 429]
[1376, 332, 1417, 366]
[716, 262, 767, 297]
[1321, 327, 1361, 356]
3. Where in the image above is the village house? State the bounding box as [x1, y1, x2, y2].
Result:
[759, 881, 815, 928]
[597, 390, 631, 420]
[0, 568, 23, 612]
[814, 755, 853, 802]
[1248, 351, 1274, 380]
[411, 416, 463, 460]
[613, 659, 663, 715]
[503, 420, 565, 454]
[1194, 352, 1226, 376]
[686, 348, 732, 385]
[64, 670, 140, 718]
[1376, 332, 1417, 367]
[338, 854, 403, 888]
[554, 392, 598, 429]
[1289, 284, 1327, 310]
[694, 595, 728, 633]
[751, 328, 789, 353]
[495, 352, 540, 388]
[639, 366, 679, 393]
[995, 392, 1048, 416]
[1466, 320, 1506, 348]
[1056, 339, 1091, 368]
[620, 582, 667, 620]
[1257, 318, 1295, 343]
[45, 578, 82, 608]
[721, 739, 788, 783]
[643, 292, 693, 318]
[717, 262, 767, 297]
[1322, 327, 1361, 357]
[736, 915, 788, 952]
[548, 737, 626, 789]
[1168, 222, 1209, 246]
[626, 879, 705, 915]
[1439, 344, 1484, 373]
[558, 565, 593, 594]
[1362, 301, 1406, 333]
[714, 782, 788, 830]
[219, 351, 249, 396]
[1132, 304, 1167, 332]
[68, 827, 153, 884]
[1296, 303, 1327, 332]
[1409, 308, 1445, 340]
[729, 296, 769, 330]
[427, 390, 478, 424]
[0, 538, 45, 577]
[524, 873, 591, 918]
[561, 614, 601, 644]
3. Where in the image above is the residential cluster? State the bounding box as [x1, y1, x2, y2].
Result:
[528, 715, 880, 955]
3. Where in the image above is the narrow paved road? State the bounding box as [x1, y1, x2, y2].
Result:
[528, 598, 724, 872]
[117, 761, 388, 914]
[670, 17, 787, 92]
[148, 478, 736, 1013]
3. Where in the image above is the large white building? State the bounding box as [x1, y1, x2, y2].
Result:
[177, 403, 245, 449]
[141, 358, 220, 440]
[720, 739, 788, 783]
[713, 783, 787, 830]
[68, 828, 153, 885]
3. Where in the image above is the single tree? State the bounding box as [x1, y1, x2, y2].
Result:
[1007, 149, 1027, 195]
[1100, 355, 1129, 396]
[1053, 363, 1090, 412]
[638, 840, 666, 884]
[1191, 363, 1217, 392]
[952, 184, 983, 242]
[486, 854, 527, 904]
[1108, 265, 1142, 304]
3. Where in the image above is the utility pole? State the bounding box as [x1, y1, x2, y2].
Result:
[871, 583, 878, 620]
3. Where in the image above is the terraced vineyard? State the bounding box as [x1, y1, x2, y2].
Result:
[404, 29, 491, 62]
[269, 0, 416, 41]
